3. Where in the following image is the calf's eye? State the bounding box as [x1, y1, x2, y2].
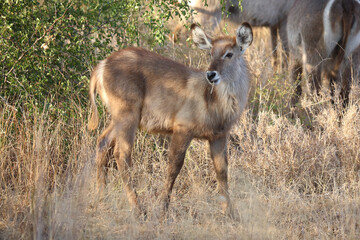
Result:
[225, 52, 233, 58]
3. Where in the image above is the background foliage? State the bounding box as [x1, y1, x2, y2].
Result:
[0, 0, 192, 119]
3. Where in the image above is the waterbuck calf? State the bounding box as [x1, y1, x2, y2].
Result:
[88, 23, 253, 217]
[287, 0, 360, 107]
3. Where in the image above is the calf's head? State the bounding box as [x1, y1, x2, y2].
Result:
[191, 23, 253, 85]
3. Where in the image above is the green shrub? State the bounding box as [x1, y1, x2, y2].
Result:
[0, 0, 192, 119]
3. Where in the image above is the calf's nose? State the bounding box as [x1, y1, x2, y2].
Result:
[206, 71, 217, 82]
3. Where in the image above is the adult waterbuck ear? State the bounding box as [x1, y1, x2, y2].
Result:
[236, 22, 253, 52]
[191, 23, 213, 50]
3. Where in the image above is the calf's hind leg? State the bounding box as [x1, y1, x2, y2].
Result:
[113, 117, 140, 212]
[96, 122, 116, 189]
[95, 108, 139, 201]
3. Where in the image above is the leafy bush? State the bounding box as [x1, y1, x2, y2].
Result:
[0, 0, 192, 119]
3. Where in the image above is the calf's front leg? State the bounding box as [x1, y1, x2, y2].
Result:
[159, 130, 193, 213]
[209, 134, 234, 218]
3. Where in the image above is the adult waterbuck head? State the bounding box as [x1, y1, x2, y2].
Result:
[88, 22, 253, 217]
[287, 0, 360, 108]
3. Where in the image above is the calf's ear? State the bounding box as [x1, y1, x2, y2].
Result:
[191, 24, 213, 50]
[236, 22, 253, 52]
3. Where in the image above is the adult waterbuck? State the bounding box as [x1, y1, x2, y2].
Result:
[227, 0, 296, 67]
[287, 0, 360, 107]
[88, 23, 253, 217]
[174, 0, 295, 67]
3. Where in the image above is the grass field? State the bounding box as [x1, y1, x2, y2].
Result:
[1, 24, 360, 239]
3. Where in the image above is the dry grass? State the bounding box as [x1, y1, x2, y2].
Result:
[1, 26, 360, 239]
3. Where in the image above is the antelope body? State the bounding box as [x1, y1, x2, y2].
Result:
[287, 0, 360, 106]
[188, 0, 222, 31]
[175, 0, 296, 66]
[88, 23, 253, 216]
[228, 0, 296, 66]
[227, 0, 295, 27]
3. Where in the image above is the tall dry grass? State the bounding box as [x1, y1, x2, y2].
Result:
[1, 26, 360, 239]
